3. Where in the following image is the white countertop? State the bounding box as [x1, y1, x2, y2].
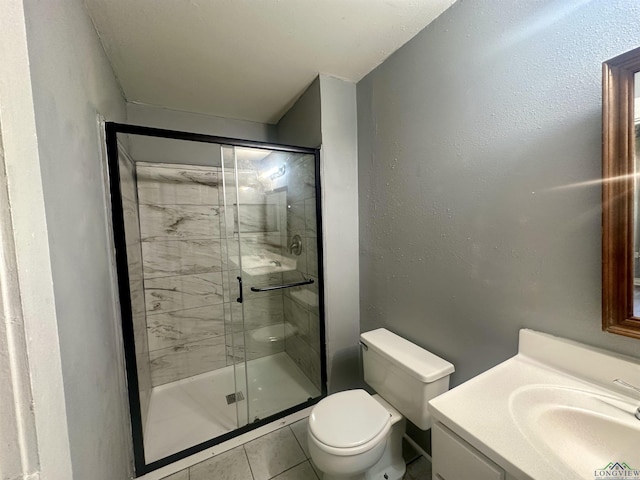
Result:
[428, 330, 640, 480]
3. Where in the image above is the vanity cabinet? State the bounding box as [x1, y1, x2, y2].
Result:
[432, 422, 505, 480]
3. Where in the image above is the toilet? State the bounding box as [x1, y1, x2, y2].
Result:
[307, 328, 454, 480]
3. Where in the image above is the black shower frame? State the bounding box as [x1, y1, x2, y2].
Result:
[105, 122, 328, 476]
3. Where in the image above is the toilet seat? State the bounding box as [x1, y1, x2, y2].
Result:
[308, 389, 391, 456]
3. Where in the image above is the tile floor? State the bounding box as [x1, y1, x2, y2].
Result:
[160, 418, 432, 480]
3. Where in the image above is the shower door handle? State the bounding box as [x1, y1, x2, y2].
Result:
[236, 276, 243, 303]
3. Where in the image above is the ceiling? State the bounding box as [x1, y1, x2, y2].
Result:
[84, 0, 456, 124]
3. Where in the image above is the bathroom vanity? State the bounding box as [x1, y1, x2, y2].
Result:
[431, 421, 505, 480]
[428, 330, 640, 480]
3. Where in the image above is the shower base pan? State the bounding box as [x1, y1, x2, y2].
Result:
[144, 351, 319, 463]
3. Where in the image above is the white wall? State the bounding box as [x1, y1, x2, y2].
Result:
[318, 75, 361, 392]
[0, 2, 74, 479]
[0, 98, 42, 480]
[0, 0, 132, 478]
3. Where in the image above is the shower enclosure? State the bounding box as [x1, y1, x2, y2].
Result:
[105, 123, 326, 475]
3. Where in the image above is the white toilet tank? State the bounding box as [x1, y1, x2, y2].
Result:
[360, 328, 454, 430]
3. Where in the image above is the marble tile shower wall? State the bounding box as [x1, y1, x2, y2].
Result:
[136, 162, 287, 387]
[280, 155, 321, 391]
[221, 167, 287, 367]
[137, 162, 228, 386]
[119, 150, 152, 425]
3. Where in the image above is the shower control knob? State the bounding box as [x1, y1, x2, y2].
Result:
[289, 234, 303, 256]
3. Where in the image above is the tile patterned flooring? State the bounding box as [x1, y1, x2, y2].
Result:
[160, 417, 432, 480]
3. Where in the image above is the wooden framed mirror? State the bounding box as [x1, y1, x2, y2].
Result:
[602, 46, 640, 339]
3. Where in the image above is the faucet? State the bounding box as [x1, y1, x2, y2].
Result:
[613, 379, 640, 420]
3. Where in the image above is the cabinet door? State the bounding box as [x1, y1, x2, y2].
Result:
[432, 422, 504, 480]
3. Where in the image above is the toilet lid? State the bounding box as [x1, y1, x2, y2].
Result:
[308, 389, 391, 449]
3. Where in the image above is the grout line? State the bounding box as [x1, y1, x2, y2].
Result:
[142, 270, 227, 281]
[288, 424, 308, 459]
[147, 333, 226, 355]
[145, 302, 227, 317]
[242, 444, 256, 480]
[243, 420, 287, 445]
[140, 237, 223, 244]
[145, 302, 227, 319]
[267, 459, 308, 480]
[139, 201, 222, 207]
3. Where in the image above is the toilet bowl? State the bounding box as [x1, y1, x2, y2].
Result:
[307, 328, 454, 480]
[308, 390, 405, 480]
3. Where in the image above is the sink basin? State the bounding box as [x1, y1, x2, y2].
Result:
[429, 331, 640, 480]
[509, 385, 640, 478]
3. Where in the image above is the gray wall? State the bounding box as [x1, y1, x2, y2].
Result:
[319, 75, 361, 392]
[127, 102, 277, 142]
[20, 0, 132, 478]
[358, 0, 640, 391]
[127, 103, 276, 145]
[277, 75, 361, 393]
[276, 77, 322, 148]
[126, 103, 278, 167]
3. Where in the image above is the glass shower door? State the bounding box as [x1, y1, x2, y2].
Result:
[221, 145, 322, 425]
[107, 121, 324, 475]
[219, 145, 250, 429]
[106, 130, 255, 467]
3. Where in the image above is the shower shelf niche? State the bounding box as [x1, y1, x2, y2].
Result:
[232, 253, 297, 275]
[290, 289, 318, 308]
[249, 322, 298, 343]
